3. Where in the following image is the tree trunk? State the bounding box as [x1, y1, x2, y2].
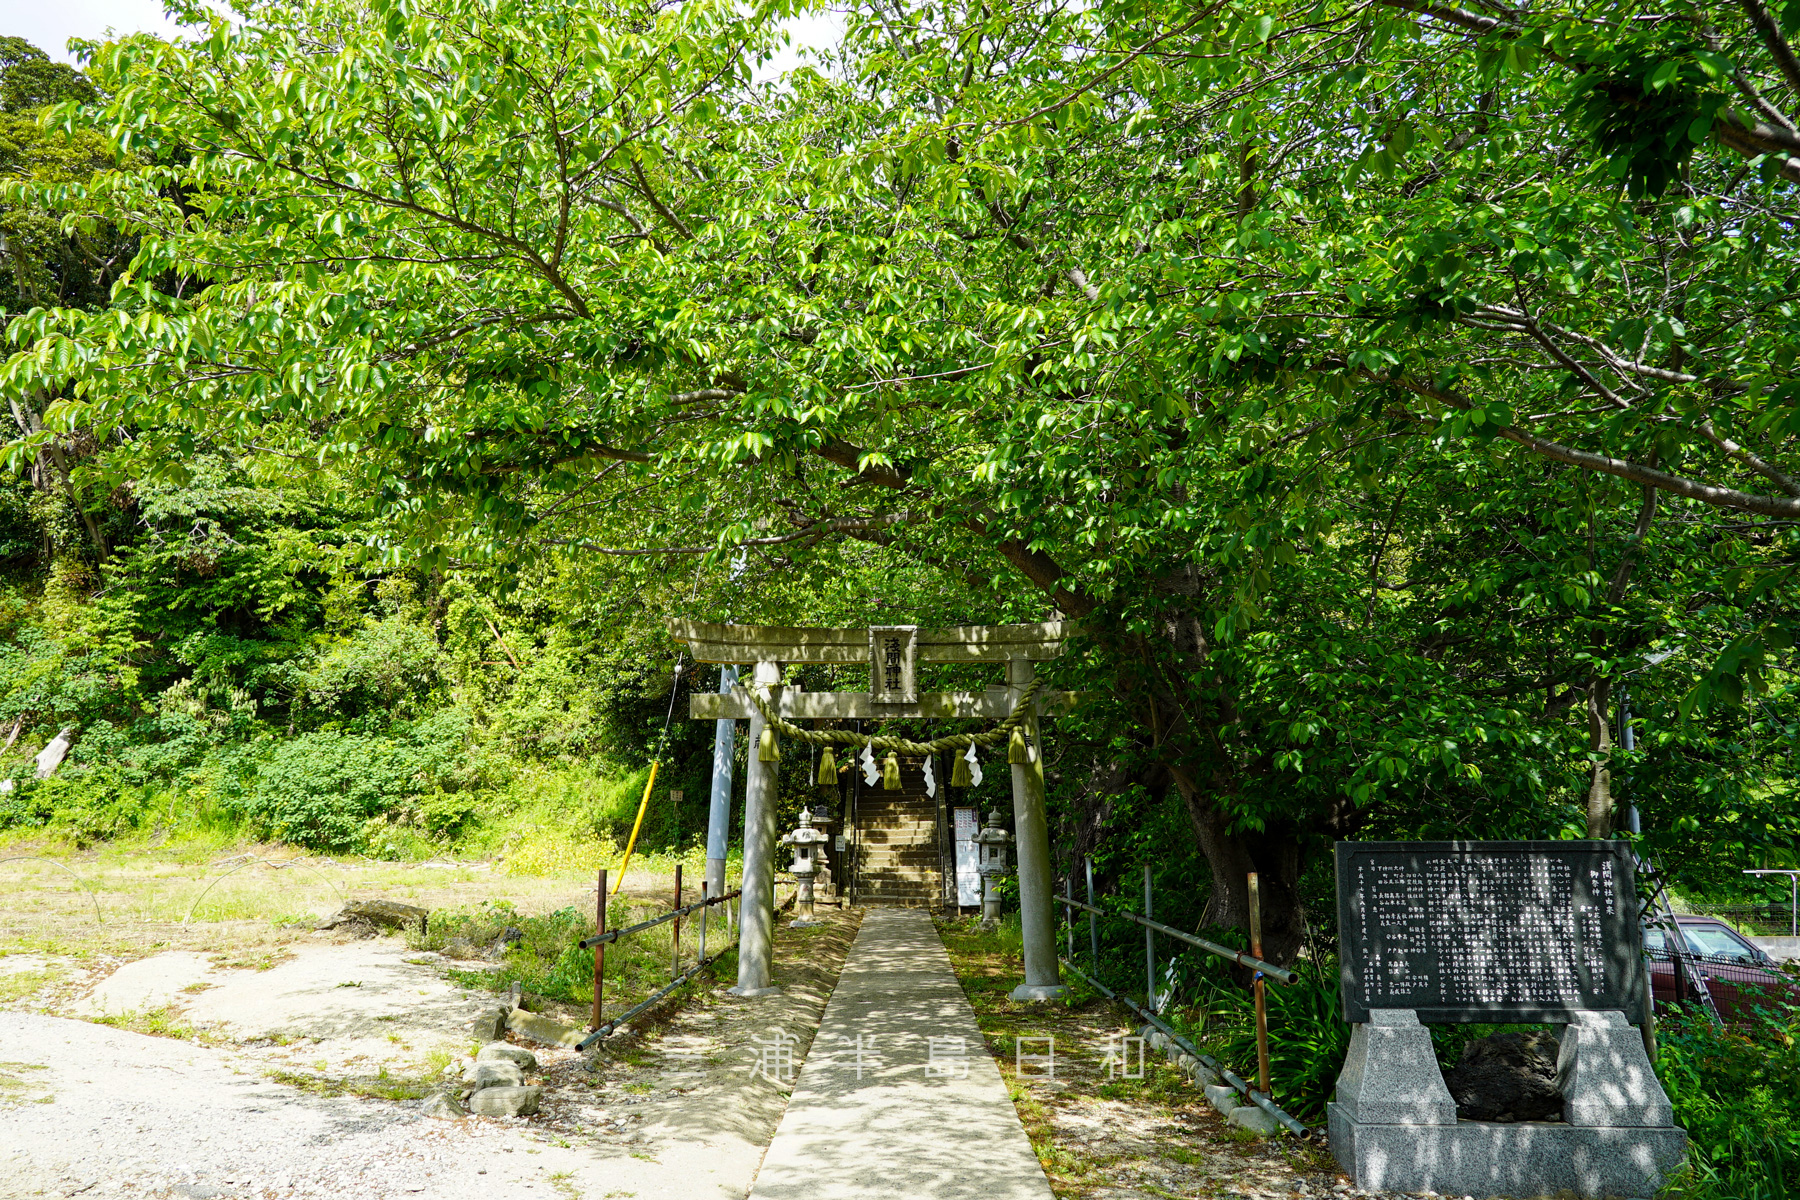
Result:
[1585, 679, 1614, 838]
[1169, 766, 1307, 965]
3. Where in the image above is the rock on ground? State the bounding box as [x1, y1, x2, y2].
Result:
[1228, 1103, 1281, 1135]
[317, 899, 429, 933]
[463, 1060, 524, 1090]
[1441, 1030, 1562, 1122]
[467, 1085, 542, 1117]
[1204, 1083, 1239, 1116]
[506, 1007, 584, 1047]
[422, 1090, 466, 1119]
[476, 1042, 537, 1072]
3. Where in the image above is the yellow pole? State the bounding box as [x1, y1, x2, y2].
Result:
[611, 761, 660, 894]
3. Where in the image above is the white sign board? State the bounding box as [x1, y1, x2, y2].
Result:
[953, 807, 981, 907]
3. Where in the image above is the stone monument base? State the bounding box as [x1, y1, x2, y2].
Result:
[1330, 1009, 1686, 1199]
[1328, 1105, 1688, 1197]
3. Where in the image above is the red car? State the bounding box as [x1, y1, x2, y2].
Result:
[1644, 916, 1800, 1020]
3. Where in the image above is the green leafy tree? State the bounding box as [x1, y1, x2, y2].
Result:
[7, 0, 1799, 952]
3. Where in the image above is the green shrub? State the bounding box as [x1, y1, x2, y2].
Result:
[298, 615, 443, 723]
[239, 714, 469, 850]
[1178, 955, 1348, 1124]
[1657, 1003, 1800, 1200]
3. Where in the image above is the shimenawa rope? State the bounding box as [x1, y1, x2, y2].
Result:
[740, 677, 1043, 756]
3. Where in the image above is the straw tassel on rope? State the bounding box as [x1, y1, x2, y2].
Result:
[739, 677, 1043, 758]
[1008, 727, 1028, 764]
[950, 749, 973, 788]
[881, 752, 902, 791]
[816, 744, 837, 789]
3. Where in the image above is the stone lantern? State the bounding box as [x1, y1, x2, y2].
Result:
[780, 807, 831, 926]
[971, 809, 1014, 930]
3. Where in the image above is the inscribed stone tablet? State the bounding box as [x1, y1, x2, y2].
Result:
[1335, 841, 1646, 1023]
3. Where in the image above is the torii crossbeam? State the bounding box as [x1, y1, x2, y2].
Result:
[670, 618, 1071, 1001]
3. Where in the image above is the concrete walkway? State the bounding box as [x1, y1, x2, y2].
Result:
[750, 908, 1054, 1200]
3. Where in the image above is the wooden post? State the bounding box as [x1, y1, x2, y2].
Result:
[699, 880, 709, 962]
[1249, 871, 1270, 1095]
[1007, 657, 1065, 1000]
[672, 863, 683, 976]
[592, 868, 608, 1032]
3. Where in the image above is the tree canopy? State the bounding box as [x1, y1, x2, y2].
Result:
[4, 0, 1799, 955]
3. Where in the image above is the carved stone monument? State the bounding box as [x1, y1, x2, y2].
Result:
[1329, 841, 1686, 1198]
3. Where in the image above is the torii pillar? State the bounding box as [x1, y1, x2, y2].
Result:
[730, 660, 782, 997]
[672, 619, 1072, 1002]
[1006, 655, 1063, 1001]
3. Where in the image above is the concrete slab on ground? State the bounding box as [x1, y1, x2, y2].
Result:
[749, 907, 1053, 1200]
[72, 941, 486, 1068]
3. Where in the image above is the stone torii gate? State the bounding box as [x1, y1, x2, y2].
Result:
[671, 618, 1072, 1001]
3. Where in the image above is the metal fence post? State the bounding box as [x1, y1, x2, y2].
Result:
[1144, 864, 1156, 1012]
[673, 863, 683, 975]
[1085, 856, 1099, 964]
[1065, 876, 1075, 958]
[1249, 871, 1270, 1095]
[592, 868, 608, 1032]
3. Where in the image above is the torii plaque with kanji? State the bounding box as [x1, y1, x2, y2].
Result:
[868, 625, 919, 706]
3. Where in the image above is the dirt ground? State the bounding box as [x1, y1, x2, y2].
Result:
[0, 843, 864, 1200]
[935, 916, 1349, 1200]
[1, 844, 1385, 1200]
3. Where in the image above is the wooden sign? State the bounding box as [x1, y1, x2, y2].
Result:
[869, 626, 919, 705]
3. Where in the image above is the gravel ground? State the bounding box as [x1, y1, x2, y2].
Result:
[0, 909, 863, 1200]
[2, 1010, 586, 1200]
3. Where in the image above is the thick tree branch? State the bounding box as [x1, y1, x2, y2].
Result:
[1741, 0, 1800, 103]
[1714, 115, 1800, 181]
[813, 438, 911, 489]
[1387, 375, 1800, 518]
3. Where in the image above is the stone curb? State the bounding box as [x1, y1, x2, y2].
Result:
[1138, 1023, 1271, 1136]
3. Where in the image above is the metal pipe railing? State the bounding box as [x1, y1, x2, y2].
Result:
[1060, 954, 1311, 1139]
[579, 943, 734, 1050]
[1053, 892, 1297, 984]
[580, 888, 741, 948]
[579, 880, 797, 1048]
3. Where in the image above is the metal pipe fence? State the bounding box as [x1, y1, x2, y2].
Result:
[1687, 901, 1800, 938]
[1058, 954, 1310, 1138]
[577, 866, 743, 1050]
[1056, 858, 1308, 1135]
[1053, 890, 1296, 983]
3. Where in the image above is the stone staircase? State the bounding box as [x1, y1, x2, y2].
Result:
[851, 759, 942, 907]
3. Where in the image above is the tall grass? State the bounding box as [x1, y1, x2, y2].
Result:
[410, 893, 735, 1022]
[1170, 955, 1348, 1124]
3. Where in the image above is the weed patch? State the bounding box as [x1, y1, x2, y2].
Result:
[88, 1005, 220, 1044]
[267, 1067, 434, 1103]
